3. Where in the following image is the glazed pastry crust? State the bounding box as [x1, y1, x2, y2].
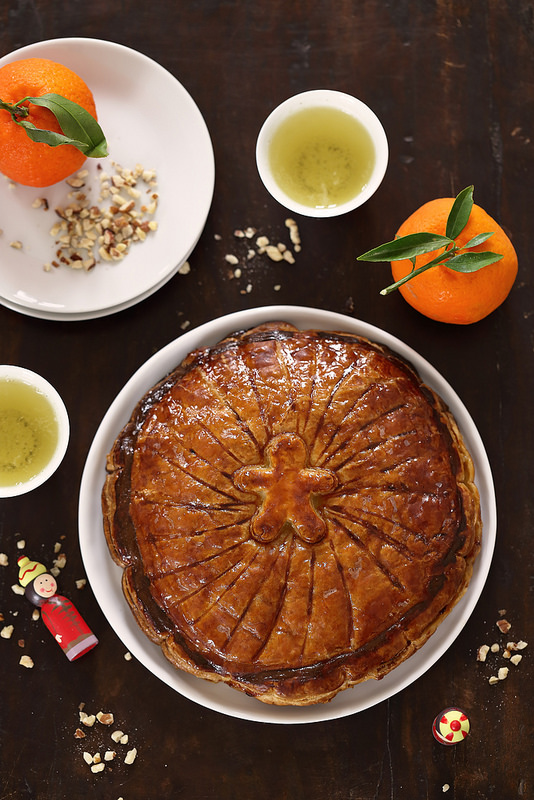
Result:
[102, 323, 481, 706]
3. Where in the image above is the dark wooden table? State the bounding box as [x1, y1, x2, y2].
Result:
[1, 2, 532, 798]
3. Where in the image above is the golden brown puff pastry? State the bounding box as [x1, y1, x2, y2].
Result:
[102, 323, 481, 706]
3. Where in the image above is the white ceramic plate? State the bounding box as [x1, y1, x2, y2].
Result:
[0, 38, 214, 318]
[0, 259, 187, 321]
[79, 306, 496, 724]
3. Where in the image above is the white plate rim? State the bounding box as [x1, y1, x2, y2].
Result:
[0, 37, 214, 317]
[0, 255, 189, 321]
[78, 305, 496, 724]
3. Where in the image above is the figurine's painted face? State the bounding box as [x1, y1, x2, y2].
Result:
[33, 573, 57, 599]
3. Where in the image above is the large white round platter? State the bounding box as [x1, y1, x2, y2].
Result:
[79, 306, 496, 724]
[0, 38, 214, 319]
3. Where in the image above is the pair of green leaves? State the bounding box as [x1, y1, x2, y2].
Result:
[0, 92, 108, 157]
[357, 185, 503, 295]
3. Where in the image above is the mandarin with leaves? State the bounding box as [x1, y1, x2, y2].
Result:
[358, 186, 518, 324]
[0, 57, 107, 187]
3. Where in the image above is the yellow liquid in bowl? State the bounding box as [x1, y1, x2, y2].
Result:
[0, 379, 59, 487]
[268, 106, 376, 209]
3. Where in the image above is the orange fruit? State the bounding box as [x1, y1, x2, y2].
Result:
[390, 197, 518, 324]
[0, 57, 98, 187]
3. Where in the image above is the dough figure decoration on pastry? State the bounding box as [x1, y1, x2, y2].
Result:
[233, 433, 337, 544]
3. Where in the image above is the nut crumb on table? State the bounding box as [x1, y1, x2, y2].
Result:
[477, 612, 527, 685]
[77, 705, 138, 776]
[217, 218, 302, 295]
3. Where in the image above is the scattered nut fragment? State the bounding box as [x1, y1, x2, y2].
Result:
[11, 584, 25, 596]
[16, 539, 25, 549]
[54, 542, 62, 553]
[497, 666, 509, 681]
[285, 218, 301, 251]
[74, 728, 86, 739]
[124, 651, 132, 661]
[496, 618, 511, 634]
[9, 240, 23, 249]
[489, 675, 499, 685]
[477, 644, 490, 662]
[490, 643, 499, 653]
[19, 655, 34, 668]
[516, 640, 528, 650]
[91, 762, 105, 774]
[104, 750, 116, 761]
[97, 711, 114, 725]
[83, 752, 93, 765]
[510, 654, 523, 666]
[178, 260, 191, 275]
[31, 609, 40, 621]
[0, 552, 8, 566]
[1, 625, 14, 639]
[32, 197, 49, 210]
[282, 249, 295, 263]
[124, 748, 137, 765]
[264, 245, 284, 262]
[111, 730, 125, 743]
[224, 254, 239, 265]
[75, 579, 87, 590]
[53, 553, 67, 570]
[79, 711, 96, 727]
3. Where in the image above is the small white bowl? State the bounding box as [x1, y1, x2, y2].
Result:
[0, 366, 70, 497]
[256, 89, 388, 218]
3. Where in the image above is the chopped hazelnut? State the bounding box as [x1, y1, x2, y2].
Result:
[477, 644, 490, 662]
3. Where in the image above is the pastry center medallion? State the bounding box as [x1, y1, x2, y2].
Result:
[233, 433, 337, 544]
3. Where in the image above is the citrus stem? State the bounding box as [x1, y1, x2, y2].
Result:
[0, 98, 29, 120]
[380, 247, 457, 295]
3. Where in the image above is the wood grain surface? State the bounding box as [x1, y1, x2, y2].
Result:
[0, 2, 532, 798]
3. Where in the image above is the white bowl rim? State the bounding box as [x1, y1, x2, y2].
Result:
[256, 89, 389, 218]
[0, 365, 70, 497]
